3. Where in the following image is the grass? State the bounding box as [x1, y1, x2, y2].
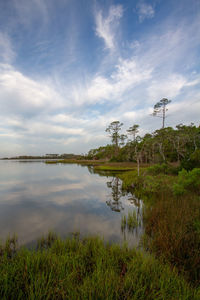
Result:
[142, 194, 200, 285]
[94, 165, 136, 171]
[0, 233, 199, 299]
[121, 210, 140, 232]
[118, 167, 200, 286]
[42, 161, 200, 287]
[45, 159, 104, 166]
[45, 160, 149, 172]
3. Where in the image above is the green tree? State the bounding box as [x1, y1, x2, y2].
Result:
[127, 124, 139, 141]
[106, 121, 124, 155]
[152, 98, 171, 128]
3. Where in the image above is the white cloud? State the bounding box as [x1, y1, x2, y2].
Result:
[0, 64, 65, 116]
[95, 4, 123, 50]
[85, 58, 152, 104]
[0, 2, 200, 157]
[185, 78, 200, 87]
[29, 123, 86, 137]
[147, 74, 187, 100]
[0, 33, 15, 63]
[137, 1, 155, 23]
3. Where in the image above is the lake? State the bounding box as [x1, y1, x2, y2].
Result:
[0, 160, 143, 246]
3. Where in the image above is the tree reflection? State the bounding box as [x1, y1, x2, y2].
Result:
[121, 195, 143, 241]
[106, 177, 124, 212]
[127, 195, 142, 226]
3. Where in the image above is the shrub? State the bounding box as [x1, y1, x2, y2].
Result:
[173, 168, 200, 196]
[180, 150, 200, 170]
[147, 163, 179, 175]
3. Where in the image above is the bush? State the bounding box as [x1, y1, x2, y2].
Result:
[173, 168, 200, 196]
[180, 150, 200, 170]
[147, 163, 179, 175]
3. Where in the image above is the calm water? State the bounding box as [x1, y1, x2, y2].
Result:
[0, 160, 143, 246]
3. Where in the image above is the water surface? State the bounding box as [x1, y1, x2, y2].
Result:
[0, 160, 143, 246]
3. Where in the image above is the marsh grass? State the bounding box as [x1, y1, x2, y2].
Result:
[94, 165, 136, 171]
[0, 233, 199, 299]
[143, 194, 200, 285]
[121, 215, 127, 231]
[119, 168, 200, 286]
[127, 210, 138, 229]
[45, 159, 103, 166]
[121, 210, 141, 233]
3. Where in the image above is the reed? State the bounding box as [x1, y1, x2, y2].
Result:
[0, 233, 199, 299]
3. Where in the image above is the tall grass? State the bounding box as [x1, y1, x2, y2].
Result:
[0, 233, 199, 299]
[119, 167, 200, 286]
[143, 194, 200, 285]
[121, 210, 141, 232]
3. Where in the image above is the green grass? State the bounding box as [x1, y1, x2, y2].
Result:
[0, 233, 199, 299]
[94, 165, 136, 171]
[119, 169, 200, 285]
[45, 159, 103, 166]
[121, 210, 140, 232]
[121, 215, 127, 231]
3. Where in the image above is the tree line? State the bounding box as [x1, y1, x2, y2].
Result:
[86, 99, 200, 170]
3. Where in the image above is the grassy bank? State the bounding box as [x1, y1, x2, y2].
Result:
[118, 166, 200, 286]
[94, 165, 136, 171]
[0, 233, 199, 299]
[45, 159, 149, 171]
[45, 159, 104, 166]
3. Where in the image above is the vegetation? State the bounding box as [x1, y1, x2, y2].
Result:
[121, 210, 141, 232]
[45, 159, 103, 166]
[117, 166, 200, 286]
[0, 233, 199, 299]
[2, 101, 200, 296]
[152, 98, 171, 128]
[94, 165, 135, 171]
[173, 168, 200, 196]
[85, 123, 200, 169]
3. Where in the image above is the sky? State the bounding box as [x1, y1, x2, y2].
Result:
[0, 0, 200, 157]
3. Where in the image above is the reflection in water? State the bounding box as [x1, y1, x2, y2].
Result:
[106, 177, 124, 212]
[127, 195, 142, 228]
[0, 161, 143, 247]
[121, 195, 143, 243]
[105, 174, 143, 243]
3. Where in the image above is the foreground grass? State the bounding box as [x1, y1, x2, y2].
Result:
[0, 234, 199, 300]
[118, 167, 200, 286]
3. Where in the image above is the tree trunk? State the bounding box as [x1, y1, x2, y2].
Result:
[137, 156, 140, 176]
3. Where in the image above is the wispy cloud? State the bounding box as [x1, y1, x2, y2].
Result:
[0, 1, 200, 156]
[136, 1, 155, 23]
[0, 33, 15, 63]
[95, 4, 123, 50]
[147, 74, 187, 100]
[0, 64, 64, 117]
[86, 58, 152, 103]
[12, 0, 49, 27]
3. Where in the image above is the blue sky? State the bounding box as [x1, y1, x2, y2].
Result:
[0, 0, 200, 156]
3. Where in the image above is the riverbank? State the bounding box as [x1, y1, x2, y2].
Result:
[43, 160, 200, 285]
[45, 159, 149, 169]
[118, 166, 200, 286]
[0, 233, 199, 299]
[1, 160, 199, 297]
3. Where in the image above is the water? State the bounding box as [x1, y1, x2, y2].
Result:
[0, 160, 143, 246]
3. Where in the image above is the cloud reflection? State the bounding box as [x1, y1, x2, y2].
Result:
[0, 161, 141, 246]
